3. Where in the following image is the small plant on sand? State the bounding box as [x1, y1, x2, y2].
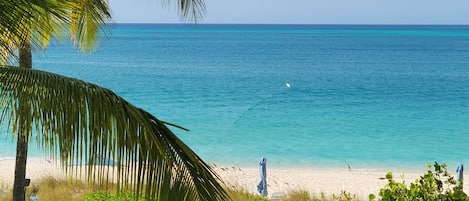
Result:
[370, 162, 469, 201]
[331, 191, 359, 201]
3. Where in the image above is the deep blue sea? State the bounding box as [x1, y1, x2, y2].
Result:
[3, 24, 469, 170]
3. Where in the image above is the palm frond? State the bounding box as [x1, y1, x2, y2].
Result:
[0, 0, 32, 63]
[178, 0, 206, 22]
[0, 0, 70, 63]
[0, 65, 228, 201]
[0, 0, 107, 63]
[161, 0, 206, 22]
[67, 0, 112, 52]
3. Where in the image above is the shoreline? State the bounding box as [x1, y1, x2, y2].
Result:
[0, 158, 466, 200]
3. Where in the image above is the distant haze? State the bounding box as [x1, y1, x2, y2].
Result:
[109, 0, 469, 24]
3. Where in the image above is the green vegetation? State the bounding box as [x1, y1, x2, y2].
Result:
[81, 191, 146, 201]
[282, 190, 313, 201]
[0, 177, 91, 201]
[0, 177, 361, 201]
[371, 162, 468, 201]
[1, 162, 468, 201]
[226, 188, 270, 201]
[227, 190, 360, 201]
[0, 177, 146, 201]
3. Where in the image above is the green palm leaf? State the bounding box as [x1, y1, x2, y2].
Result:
[67, 0, 112, 52]
[0, 0, 39, 62]
[172, 0, 206, 22]
[0, 65, 228, 201]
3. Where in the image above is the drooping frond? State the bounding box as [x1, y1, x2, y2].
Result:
[179, 0, 206, 22]
[0, 65, 228, 201]
[162, 0, 206, 22]
[67, 0, 112, 52]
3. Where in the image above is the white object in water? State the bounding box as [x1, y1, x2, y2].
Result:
[285, 82, 291, 88]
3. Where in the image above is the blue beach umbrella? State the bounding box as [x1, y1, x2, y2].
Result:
[257, 157, 268, 196]
[456, 163, 464, 187]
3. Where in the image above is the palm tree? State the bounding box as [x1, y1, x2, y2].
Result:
[2, 1, 112, 200]
[0, 0, 228, 201]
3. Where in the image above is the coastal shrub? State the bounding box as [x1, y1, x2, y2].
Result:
[371, 162, 469, 201]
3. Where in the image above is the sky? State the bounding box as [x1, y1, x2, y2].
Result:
[109, 0, 469, 24]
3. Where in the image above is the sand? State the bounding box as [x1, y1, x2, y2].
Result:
[212, 164, 468, 200]
[0, 158, 65, 186]
[0, 158, 467, 200]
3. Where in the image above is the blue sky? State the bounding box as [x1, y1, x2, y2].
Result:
[109, 0, 469, 24]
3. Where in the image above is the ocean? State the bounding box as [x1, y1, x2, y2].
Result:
[3, 24, 469, 170]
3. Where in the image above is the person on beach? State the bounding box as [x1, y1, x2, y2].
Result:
[29, 186, 39, 201]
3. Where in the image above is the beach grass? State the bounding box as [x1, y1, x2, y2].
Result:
[0, 176, 94, 201]
[226, 189, 362, 201]
[227, 188, 270, 201]
[0, 176, 363, 201]
[276, 190, 360, 201]
[0, 160, 463, 200]
[0, 166, 464, 201]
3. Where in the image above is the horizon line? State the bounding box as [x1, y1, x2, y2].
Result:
[108, 22, 469, 26]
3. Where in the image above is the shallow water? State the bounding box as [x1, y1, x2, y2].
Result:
[2, 24, 469, 170]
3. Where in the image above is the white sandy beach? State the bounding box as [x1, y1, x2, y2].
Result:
[0, 158, 65, 186]
[213, 164, 469, 200]
[0, 158, 467, 200]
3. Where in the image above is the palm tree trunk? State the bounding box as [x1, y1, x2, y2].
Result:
[13, 43, 32, 201]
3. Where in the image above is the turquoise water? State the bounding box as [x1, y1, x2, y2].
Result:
[4, 24, 469, 169]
